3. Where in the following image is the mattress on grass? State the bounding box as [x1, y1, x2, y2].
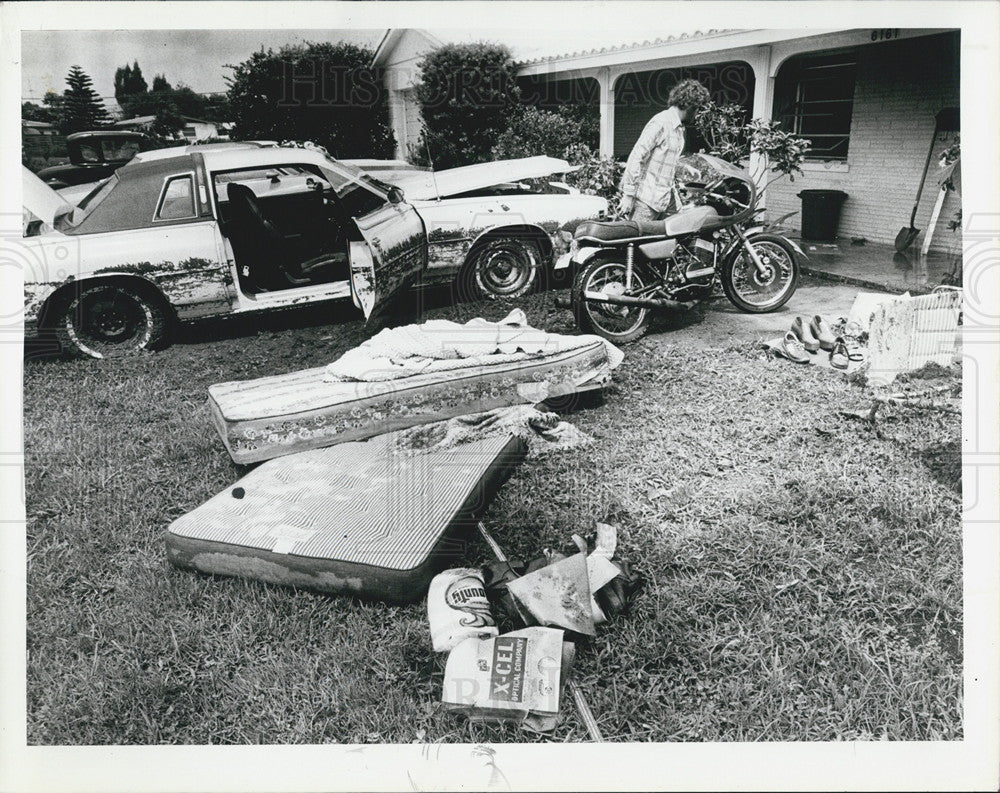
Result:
[209, 339, 612, 464]
[166, 432, 527, 603]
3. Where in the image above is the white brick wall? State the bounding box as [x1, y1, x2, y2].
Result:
[766, 32, 961, 254]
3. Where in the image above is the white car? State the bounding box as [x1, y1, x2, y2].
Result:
[20, 142, 607, 358]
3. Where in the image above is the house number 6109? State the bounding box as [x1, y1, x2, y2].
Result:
[871, 29, 900, 41]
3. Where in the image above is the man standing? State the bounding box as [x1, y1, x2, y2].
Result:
[619, 78, 712, 221]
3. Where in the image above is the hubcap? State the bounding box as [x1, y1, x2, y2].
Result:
[67, 287, 153, 358]
[477, 242, 535, 296]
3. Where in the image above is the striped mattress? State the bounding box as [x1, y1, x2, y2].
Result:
[208, 339, 613, 464]
[166, 432, 527, 602]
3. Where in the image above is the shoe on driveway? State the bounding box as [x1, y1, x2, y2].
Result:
[810, 315, 836, 351]
[791, 316, 821, 352]
[779, 330, 812, 363]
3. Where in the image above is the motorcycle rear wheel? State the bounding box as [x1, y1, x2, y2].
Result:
[721, 233, 799, 313]
[572, 258, 651, 343]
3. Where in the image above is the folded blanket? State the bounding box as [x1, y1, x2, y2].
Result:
[324, 309, 623, 382]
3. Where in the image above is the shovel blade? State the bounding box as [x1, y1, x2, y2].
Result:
[895, 226, 920, 252]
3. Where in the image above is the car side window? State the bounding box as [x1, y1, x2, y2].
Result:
[79, 144, 100, 163]
[156, 175, 197, 221]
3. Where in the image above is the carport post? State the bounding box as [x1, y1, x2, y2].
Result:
[598, 67, 616, 159]
[748, 44, 776, 205]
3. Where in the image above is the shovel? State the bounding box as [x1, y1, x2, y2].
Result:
[895, 114, 941, 253]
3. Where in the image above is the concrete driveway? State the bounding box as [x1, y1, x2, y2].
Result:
[642, 274, 890, 351]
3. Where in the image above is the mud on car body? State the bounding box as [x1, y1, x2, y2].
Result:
[21, 142, 607, 358]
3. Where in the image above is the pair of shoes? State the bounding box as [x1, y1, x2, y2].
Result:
[791, 316, 836, 352]
[779, 331, 811, 363]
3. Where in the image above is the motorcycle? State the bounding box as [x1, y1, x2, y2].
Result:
[553, 153, 805, 343]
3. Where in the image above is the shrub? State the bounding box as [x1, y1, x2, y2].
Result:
[227, 42, 394, 158]
[414, 43, 520, 168]
[562, 143, 625, 205]
[490, 106, 586, 160]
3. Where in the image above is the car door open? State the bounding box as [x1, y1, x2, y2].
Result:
[349, 189, 426, 320]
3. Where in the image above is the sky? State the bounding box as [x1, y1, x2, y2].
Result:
[21, 27, 674, 108]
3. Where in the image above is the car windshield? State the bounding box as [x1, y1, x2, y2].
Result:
[321, 155, 394, 199]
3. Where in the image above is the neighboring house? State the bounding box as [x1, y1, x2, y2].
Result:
[114, 114, 231, 142]
[372, 29, 443, 162]
[375, 28, 961, 252]
[180, 116, 230, 142]
[22, 120, 67, 169]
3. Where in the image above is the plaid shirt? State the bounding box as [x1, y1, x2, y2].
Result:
[620, 107, 686, 214]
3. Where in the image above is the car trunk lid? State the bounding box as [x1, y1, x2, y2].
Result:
[22, 167, 76, 232]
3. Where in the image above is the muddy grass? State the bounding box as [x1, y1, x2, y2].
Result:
[22, 287, 962, 743]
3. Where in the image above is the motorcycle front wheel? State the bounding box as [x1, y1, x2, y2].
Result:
[572, 258, 651, 343]
[721, 233, 799, 313]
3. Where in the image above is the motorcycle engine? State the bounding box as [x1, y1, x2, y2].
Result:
[666, 245, 699, 284]
[668, 240, 715, 284]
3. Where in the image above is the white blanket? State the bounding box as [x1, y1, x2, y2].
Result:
[324, 309, 623, 382]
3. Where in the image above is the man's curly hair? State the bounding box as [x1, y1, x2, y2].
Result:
[668, 79, 711, 111]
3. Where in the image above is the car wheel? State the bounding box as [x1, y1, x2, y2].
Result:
[55, 283, 170, 359]
[464, 236, 541, 300]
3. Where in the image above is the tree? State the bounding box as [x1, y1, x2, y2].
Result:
[694, 101, 811, 194]
[120, 91, 185, 136]
[414, 42, 521, 168]
[114, 60, 148, 104]
[60, 65, 112, 134]
[151, 74, 172, 93]
[226, 42, 394, 158]
[200, 93, 232, 123]
[21, 101, 57, 124]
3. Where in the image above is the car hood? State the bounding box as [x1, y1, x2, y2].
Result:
[389, 156, 578, 201]
[23, 167, 75, 230]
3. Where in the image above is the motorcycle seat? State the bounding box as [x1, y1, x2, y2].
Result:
[575, 206, 724, 244]
[574, 219, 665, 243]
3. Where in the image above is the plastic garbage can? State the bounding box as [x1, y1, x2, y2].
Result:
[797, 189, 848, 241]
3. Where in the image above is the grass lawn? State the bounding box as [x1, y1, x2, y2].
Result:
[22, 287, 962, 743]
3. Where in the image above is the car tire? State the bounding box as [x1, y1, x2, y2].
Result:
[462, 236, 541, 301]
[54, 283, 170, 359]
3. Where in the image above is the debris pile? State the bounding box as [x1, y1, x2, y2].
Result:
[427, 523, 641, 737]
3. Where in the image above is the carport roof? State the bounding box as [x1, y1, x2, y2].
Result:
[516, 29, 738, 66]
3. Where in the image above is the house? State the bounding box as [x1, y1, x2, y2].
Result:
[112, 115, 231, 142]
[179, 116, 230, 142]
[374, 28, 961, 252]
[22, 119, 66, 168]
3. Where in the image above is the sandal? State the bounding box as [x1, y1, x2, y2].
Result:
[844, 337, 866, 361]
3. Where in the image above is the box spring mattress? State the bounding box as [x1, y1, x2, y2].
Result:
[208, 340, 611, 464]
[166, 432, 526, 603]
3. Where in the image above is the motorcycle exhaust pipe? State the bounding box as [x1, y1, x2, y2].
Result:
[581, 290, 688, 309]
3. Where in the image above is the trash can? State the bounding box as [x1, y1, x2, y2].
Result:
[797, 189, 848, 241]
